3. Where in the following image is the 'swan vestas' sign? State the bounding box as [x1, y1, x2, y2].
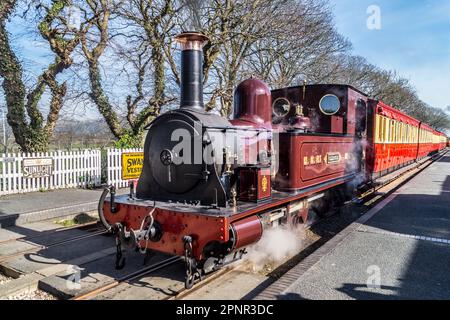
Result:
[121, 152, 144, 180]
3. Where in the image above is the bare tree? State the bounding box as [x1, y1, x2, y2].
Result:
[165, 0, 298, 115]
[74, 0, 178, 147]
[163, 0, 350, 116]
[247, 0, 350, 89]
[0, 0, 92, 152]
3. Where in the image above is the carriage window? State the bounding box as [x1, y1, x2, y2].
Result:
[272, 98, 291, 117]
[390, 120, 395, 142]
[401, 123, 404, 142]
[396, 122, 399, 142]
[319, 94, 340, 115]
[383, 117, 388, 142]
[377, 116, 383, 142]
[394, 121, 397, 142]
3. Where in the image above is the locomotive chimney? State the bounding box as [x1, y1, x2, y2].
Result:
[175, 32, 209, 110]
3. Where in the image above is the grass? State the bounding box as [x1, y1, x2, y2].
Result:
[55, 212, 98, 227]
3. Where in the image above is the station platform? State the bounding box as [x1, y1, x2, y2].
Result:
[0, 188, 127, 227]
[255, 152, 450, 300]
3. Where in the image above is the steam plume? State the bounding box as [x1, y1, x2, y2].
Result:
[245, 225, 305, 271]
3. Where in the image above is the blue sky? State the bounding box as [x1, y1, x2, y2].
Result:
[329, 0, 450, 111]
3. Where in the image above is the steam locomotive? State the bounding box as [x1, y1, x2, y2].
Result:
[98, 32, 448, 288]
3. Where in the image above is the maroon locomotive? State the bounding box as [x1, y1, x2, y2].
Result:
[99, 32, 447, 288]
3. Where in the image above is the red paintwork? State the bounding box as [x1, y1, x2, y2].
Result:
[275, 134, 355, 191]
[330, 116, 344, 134]
[372, 143, 419, 173]
[238, 167, 271, 202]
[231, 215, 263, 250]
[375, 101, 420, 124]
[102, 171, 353, 261]
[232, 77, 272, 129]
[103, 202, 229, 260]
[271, 84, 366, 135]
[434, 130, 447, 151]
[257, 168, 272, 200]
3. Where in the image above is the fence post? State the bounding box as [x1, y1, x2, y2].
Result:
[1, 153, 5, 195]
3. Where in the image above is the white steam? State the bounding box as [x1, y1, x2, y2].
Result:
[244, 225, 305, 271]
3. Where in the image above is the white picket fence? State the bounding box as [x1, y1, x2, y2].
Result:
[0, 148, 144, 196]
[0, 150, 101, 196]
[106, 148, 143, 189]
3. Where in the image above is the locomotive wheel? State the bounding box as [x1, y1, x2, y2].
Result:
[291, 214, 303, 226]
[305, 207, 319, 227]
[310, 199, 331, 218]
[316, 205, 340, 218]
[314, 189, 345, 218]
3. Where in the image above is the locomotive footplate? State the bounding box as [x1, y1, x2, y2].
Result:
[103, 173, 355, 218]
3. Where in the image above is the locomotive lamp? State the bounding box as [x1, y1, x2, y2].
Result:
[288, 103, 311, 131]
[237, 165, 272, 203]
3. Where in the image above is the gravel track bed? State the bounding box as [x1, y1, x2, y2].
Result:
[5, 289, 57, 300]
[0, 272, 12, 285]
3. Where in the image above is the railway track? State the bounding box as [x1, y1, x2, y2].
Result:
[71, 256, 182, 300]
[0, 225, 108, 264]
[71, 254, 252, 300]
[166, 262, 254, 300]
[0, 220, 100, 246]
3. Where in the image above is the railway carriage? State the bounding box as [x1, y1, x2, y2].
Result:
[435, 131, 448, 152]
[364, 101, 447, 181]
[98, 32, 447, 289]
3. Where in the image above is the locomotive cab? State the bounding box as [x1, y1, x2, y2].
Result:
[271, 84, 368, 192]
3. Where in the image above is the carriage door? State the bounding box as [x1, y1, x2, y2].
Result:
[355, 99, 368, 172]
